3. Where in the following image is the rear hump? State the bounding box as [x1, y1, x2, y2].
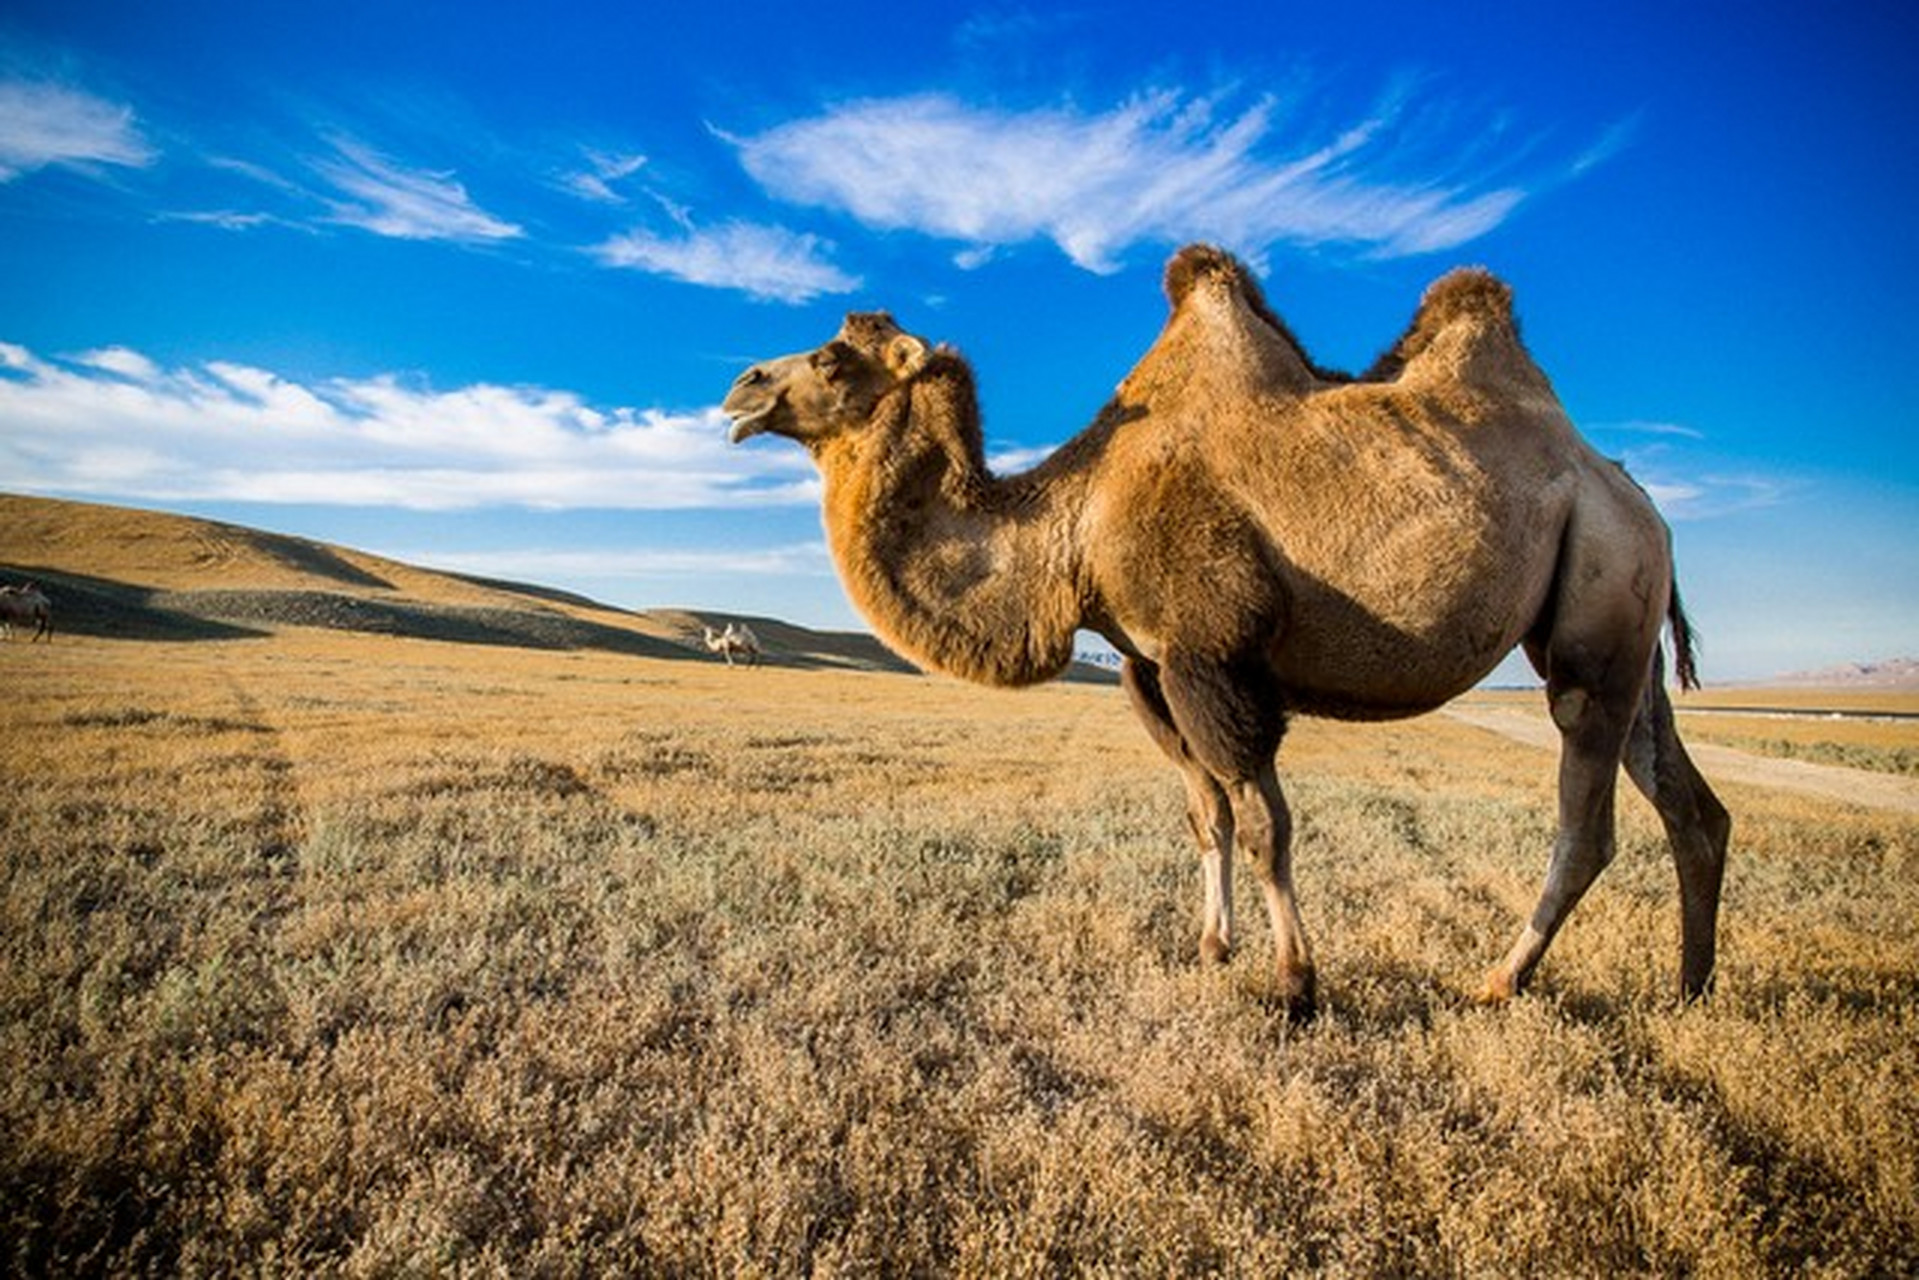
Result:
[1363, 268, 1519, 382]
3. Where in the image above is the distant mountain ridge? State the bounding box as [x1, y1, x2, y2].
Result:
[0, 492, 942, 674]
[1764, 657, 1919, 690]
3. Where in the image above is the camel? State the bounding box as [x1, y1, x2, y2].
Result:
[703, 621, 762, 667]
[722, 244, 1729, 1016]
[0, 584, 52, 642]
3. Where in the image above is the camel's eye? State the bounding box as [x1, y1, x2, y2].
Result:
[812, 342, 853, 380]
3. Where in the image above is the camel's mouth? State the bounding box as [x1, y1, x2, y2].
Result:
[725, 404, 775, 444]
[722, 369, 781, 443]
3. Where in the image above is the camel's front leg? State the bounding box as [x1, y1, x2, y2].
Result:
[1229, 766, 1316, 1017]
[1122, 658, 1240, 964]
[1154, 654, 1315, 1018]
[1184, 772, 1236, 964]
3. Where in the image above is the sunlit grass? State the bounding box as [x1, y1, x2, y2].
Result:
[3, 632, 1914, 1274]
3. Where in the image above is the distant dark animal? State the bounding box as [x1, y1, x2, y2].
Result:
[0, 584, 51, 642]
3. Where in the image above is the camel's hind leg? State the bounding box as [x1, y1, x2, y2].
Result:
[1122, 660, 1236, 963]
[1623, 663, 1730, 999]
[1484, 632, 1647, 1002]
[1484, 686, 1634, 1000]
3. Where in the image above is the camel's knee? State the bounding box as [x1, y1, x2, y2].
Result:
[1549, 686, 1591, 733]
[1677, 794, 1730, 889]
[1229, 781, 1292, 877]
[1698, 784, 1732, 855]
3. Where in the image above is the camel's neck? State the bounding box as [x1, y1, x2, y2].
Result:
[816, 361, 1088, 688]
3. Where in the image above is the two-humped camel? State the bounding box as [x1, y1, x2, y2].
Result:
[704, 622, 762, 666]
[723, 245, 1728, 1017]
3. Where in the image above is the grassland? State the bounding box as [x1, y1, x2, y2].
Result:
[1674, 711, 1919, 779]
[4, 627, 1916, 1276]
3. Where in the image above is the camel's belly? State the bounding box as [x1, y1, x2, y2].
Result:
[1266, 521, 1556, 717]
[1270, 609, 1525, 719]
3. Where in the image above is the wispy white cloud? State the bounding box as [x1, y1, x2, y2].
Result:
[0, 340, 815, 510]
[313, 137, 523, 243]
[1592, 418, 1707, 441]
[159, 208, 295, 232]
[732, 87, 1568, 270]
[1589, 422, 1796, 521]
[595, 219, 860, 303]
[561, 147, 648, 203]
[0, 75, 155, 180]
[1638, 471, 1794, 521]
[1572, 114, 1642, 176]
[75, 345, 162, 381]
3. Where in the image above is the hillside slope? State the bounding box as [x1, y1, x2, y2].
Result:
[0, 493, 915, 672]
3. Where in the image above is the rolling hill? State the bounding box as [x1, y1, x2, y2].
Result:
[0, 492, 926, 673]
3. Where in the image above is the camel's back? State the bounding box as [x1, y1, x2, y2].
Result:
[1082, 265, 1642, 714]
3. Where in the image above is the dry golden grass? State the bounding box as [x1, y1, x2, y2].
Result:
[1673, 713, 1919, 778]
[4, 629, 1915, 1276]
[1468, 685, 1919, 779]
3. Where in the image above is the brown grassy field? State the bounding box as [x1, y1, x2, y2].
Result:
[1672, 709, 1919, 779]
[1463, 686, 1919, 779]
[4, 620, 1915, 1277]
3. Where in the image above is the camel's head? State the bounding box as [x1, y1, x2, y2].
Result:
[723, 312, 930, 447]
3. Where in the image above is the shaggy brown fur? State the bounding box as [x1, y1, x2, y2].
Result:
[1361, 267, 1519, 383]
[1162, 244, 1352, 385]
[723, 244, 1729, 1015]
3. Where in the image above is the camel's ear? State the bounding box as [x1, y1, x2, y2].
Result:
[883, 333, 929, 377]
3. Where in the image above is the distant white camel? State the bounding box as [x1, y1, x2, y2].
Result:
[0, 583, 52, 642]
[703, 621, 762, 667]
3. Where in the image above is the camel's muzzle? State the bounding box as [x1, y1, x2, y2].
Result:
[723, 365, 780, 443]
[725, 407, 773, 444]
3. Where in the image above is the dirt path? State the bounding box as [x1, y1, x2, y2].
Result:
[1444, 705, 1919, 816]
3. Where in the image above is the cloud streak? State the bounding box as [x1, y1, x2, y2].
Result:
[2, 61, 1596, 299]
[561, 147, 648, 203]
[733, 87, 1549, 270]
[1587, 423, 1797, 521]
[1636, 472, 1794, 521]
[313, 137, 523, 243]
[0, 75, 155, 180]
[595, 220, 860, 303]
[0, 340, 815, 511]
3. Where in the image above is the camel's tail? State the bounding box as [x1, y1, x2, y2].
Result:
[1668, 580, 1701, 692]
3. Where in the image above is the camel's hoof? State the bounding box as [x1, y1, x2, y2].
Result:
[1277, 965, 1318, 1023]
[1678, 973, 1717, 1006]
[1199, 933, 1231, 966]
[1477, 966, 1520, 1005]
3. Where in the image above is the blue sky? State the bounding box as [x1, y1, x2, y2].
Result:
[1, 1, 1913, 680]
